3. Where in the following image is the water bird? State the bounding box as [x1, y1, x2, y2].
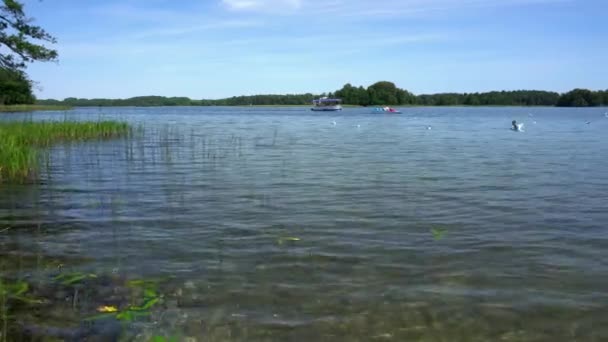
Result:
[511, 120, 524, 132]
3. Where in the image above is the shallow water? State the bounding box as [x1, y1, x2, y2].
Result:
[1, 106, 608, 341]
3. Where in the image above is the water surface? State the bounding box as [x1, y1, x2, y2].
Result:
[1, 106, 607, 340]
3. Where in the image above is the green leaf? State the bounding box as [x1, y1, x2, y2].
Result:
[12, 295, 45, 305]
[141, 297, 159, 310]
[144, 288, 157, 299]
[116, 311, 134, 321]
[13, 281, 28, 295]
[54, 272, 97, 285]
[85, 313, 115, 321]
[277, 236, 300, 245]
[431, 228, 447, 240]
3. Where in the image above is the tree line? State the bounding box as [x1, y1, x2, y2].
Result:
[333, 82, 608, 107]
[35, 82, 608, 108]
[36, 94, 319, 107]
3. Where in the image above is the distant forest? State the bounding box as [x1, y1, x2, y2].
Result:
[27, 81, 608, 108]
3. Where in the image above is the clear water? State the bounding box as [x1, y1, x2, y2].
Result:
[1, 106, 608, 341]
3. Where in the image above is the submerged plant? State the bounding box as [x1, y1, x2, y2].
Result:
[277, 236, 301, 245]
[54, 272, 98, 286]
[151, 336, 179, 342]
[87, 278, 161, 323]
[0, 279, 44, 305]
[431, 228, 447, 240]
[0, 279, 44, 342]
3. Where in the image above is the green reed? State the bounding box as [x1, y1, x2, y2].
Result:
[0, 120, 130, 183]
[0, 105, 72, 113]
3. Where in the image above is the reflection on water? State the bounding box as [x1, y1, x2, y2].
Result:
[1, 106, 608, 340]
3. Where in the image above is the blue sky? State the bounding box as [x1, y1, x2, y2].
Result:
[22, 0, 608, 99]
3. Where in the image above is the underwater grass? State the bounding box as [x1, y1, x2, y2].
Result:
[0, 105, 72, 113]
[0, 120, 130, 183]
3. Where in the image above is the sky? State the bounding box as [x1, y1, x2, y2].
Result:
[20, 0, 608, 99]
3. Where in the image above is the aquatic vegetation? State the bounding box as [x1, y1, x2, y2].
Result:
[0, 279, 44, 342]
[431, 228, 447, 240]
[151, 336, 179, 342]
[0, 105, 72, 113]
[0, 120, 130, 183]
[0, 279, 44, 305]
[277, 236, 301, 245]
[87, 278, 162, 323]
[97, 305, 118, 313]
[0, 273, 168, 340]
[54, 272, 98, 286]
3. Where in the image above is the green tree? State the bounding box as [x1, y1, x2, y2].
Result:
[557, 89, 603, 107]
[464, 93, 480, 106]
[367, 81, 402, 105]
[356, 86, 370, 106]
[0, 67, 34, 104]
[1, 0, 57, 71]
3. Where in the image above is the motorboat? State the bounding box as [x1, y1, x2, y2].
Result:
[311, 97, 342, 111]
[373, 106, 401, 114]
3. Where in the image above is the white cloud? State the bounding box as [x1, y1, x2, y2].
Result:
[221, 0, 571, 17]
[130, 20, 264, 39]
[222, 0, 302, 11]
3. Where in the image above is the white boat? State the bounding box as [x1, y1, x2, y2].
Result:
[311, 97, 342, 111]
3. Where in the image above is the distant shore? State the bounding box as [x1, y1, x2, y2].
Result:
[35, 87, 608, 108]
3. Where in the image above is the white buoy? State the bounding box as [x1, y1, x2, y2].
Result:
[356, 124, 361, 128]
[426, 126, 432, 130]
[332, 121, 337, 126]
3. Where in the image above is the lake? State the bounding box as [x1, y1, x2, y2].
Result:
[1, 106, 607, 341]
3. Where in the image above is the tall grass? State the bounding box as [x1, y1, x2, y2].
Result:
[0, 105, 72, 113]
[0, 121, 130, 183]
